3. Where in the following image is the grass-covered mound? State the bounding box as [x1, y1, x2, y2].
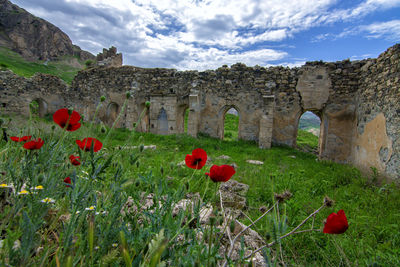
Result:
[0, 47, 84, 83]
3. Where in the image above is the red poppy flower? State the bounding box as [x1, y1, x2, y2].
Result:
[76, 137, 103, 152]
[64, 177, 72, 187]
[53, 108, 81, 131]
[323, 209, 349, 234]
[69, 155, 81, 166]
[205, 164, 236, 182]
[185, 148, 207, 169]
[10, 136, 31, 142]
[23, 138, 44, 150]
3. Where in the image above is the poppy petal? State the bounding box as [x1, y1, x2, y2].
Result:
[185, 148, 207, 169]
[323, 209, 348, 234]
[53, 108, 81, 131]
[208, 164, 235, 182]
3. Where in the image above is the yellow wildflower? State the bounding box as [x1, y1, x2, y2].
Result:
[40, 197, 55, 203]
[17, 190, 29, 195]
[33, 185, 44, 190]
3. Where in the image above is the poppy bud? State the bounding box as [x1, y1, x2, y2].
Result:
[100, 96, 106, 102]
[135, 181, 140, 187]
[126, 91, 131, 99]
[229, 220, 235, 233]
[139, 144, 144, 152]
[51, 125, 56, 131]
[101, 125, 107, 133]
[324, 196, 334, 207]
[209, 216, 216, 226]
[274, 190, 292, 202]
[132, 122, 137, 128]
[68, 107, 74, 115]
[145, 101, 151, 108]
[136, 161, 140, 168]
[185, 182, 189, 190]
[265, 232, 271, 241]
[259, 206, 268, 213]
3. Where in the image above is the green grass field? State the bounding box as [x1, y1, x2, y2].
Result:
[1, 112, 399, 266]
[0, 47, 84, 83]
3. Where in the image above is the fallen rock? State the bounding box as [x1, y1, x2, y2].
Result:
[246, 160, 264, 165]
[219, 179, 249, 219]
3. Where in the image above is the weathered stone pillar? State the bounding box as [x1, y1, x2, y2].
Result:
[187, 94, 199, 137]
[259, 95, 275, 149]
[319, 103, 356, 163]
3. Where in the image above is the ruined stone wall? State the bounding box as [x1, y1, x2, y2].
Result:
[96, 46, 123, 67]
[1, 44, 399, 179]
[0, 71, 69, 116]
[354, 44, 400, 178]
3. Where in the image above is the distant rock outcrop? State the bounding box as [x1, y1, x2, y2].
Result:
[0, 0, 94, 61]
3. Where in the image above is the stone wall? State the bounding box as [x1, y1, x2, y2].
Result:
[1, 44, 399, 179]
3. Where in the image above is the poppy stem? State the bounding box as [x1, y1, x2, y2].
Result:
[243, 203, 326, 260]
[201, 178, 210, 202]
[330, 235, 351, 266]
[223, 202, 277, 266]
[103, 99, 128, 146]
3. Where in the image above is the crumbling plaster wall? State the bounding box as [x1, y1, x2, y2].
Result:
[355, 44, 400, 179]
[1, 44, 399, 179]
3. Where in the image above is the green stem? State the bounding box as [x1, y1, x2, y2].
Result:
[207, 224, 213, 266]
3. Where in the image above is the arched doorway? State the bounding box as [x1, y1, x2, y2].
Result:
[220, 106, 239, 141]
[30, 98, 48, 118]
[176, 104, 189, 134]
[296, 111, 321, 154]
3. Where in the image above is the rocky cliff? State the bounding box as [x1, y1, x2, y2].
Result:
[0, 0, 94, 61]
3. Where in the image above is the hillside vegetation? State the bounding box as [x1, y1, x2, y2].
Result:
[0, 46, 84, 83]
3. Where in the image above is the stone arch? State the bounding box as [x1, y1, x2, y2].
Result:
[177, 104, 189, 134]
[157, 107, 168, 135]
[30, 98, 48, 117]
[137, 102, 150, 132]
[105, 102, 119, 126]
[217, 105, 241, 140]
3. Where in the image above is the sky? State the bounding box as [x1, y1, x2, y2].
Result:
[11, 0, 400, 71]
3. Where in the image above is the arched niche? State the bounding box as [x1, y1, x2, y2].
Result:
[136, 102, 150, 132]
[158, 107, 168, 135]
[105, 102, 119, 126]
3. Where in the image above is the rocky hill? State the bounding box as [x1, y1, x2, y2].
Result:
[0, 0, 94, 61]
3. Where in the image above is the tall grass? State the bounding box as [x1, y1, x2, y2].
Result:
[1, 112, 400, 266]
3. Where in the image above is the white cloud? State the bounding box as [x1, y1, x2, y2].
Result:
[11, 0, 400, 70]
[313, 20, 400, 42]
[360, 20, 400, 41]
